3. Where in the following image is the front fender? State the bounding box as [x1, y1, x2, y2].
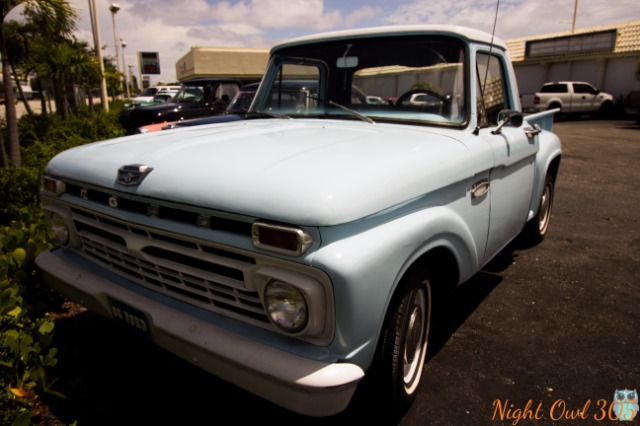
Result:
[312, 205, 481, 369]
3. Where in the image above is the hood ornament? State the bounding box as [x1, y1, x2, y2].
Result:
[117, 164, 154, 186]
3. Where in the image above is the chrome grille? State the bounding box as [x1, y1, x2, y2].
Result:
[70, 207, 270, 325]
[64, 182, 253, 236]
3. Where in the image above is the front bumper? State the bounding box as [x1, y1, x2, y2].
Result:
[36, 249, 364, 417]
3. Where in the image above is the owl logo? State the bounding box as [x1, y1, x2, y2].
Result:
[613, 389, 638, 421]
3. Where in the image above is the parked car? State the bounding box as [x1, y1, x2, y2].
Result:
[152, 92, 176, 103]
[119, 78, 242, 133]
[520, 81, 614, 116]
[137, 80, 359, 133]
[130, 87, 157, 104]
[37, 24, 561, 418]
[396, 90, 450, 114]
[136, 83, 261, 133]
[129, 85, 180, 106]
[366, 95, 387, 104]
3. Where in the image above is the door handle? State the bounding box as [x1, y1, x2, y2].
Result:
[524, 124, 542, 140]
[471, 179, 490, 199]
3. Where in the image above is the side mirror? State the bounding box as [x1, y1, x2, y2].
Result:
[492, 110, 523, 135]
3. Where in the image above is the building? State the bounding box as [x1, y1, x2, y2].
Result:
[506, 19, 640, 101]
[174, 21, 640, 103]
[175, 46, 269, 83]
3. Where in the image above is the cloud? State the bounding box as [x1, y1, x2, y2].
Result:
[123, 0, 348, 32]
[71, 0, 640, 85]
[344, 5, 383, 29]
[381, 0, 640, 39]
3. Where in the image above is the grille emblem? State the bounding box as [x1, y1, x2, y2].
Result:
[117, 164, 154, 186]
[147, 205, 160, 217]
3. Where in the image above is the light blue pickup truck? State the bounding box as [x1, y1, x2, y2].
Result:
[36, 25, 561, 418]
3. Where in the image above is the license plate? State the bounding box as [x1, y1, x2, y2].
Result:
[107, 297, 153, 341]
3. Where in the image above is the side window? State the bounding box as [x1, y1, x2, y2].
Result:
[265, 63, 321, 114]
[573, 83, 596, 95]
[476, 52, 510, 126]
[542, 84, 568, 93]
[217, 83, 239, 101]
[573, 84, 587, 94]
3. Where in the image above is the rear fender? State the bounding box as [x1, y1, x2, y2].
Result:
[527, 130, 562, 221]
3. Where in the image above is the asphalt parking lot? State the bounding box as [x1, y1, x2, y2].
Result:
[43, 118, 639, 426]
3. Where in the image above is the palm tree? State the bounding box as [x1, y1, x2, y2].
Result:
[1, 0, 76, 168]
[35, 41, 101, 119]
[4, 20, 36, 116]
[73, 41, 103, 112]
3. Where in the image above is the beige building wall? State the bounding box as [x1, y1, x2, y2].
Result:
[175, 47, 270, 82]
[507, 20, 640, 100]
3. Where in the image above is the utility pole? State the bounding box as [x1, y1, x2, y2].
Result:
[109, 4, 122, 95]
[88, 0, 109, 111]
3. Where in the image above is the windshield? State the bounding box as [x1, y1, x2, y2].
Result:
[226, 90, 257, 114]
[173, 84, 210, 103]
[139, 87, 157, 97]
[251, 35, 466, 126]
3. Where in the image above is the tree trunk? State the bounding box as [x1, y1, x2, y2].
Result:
[37, 79, 48, 114]
[55, 80, 69, 120]
[87, 84, 95, 111]
[11, 62, 34, 117]
[0, 25, 21, 167]
[0, 124, 7, 168]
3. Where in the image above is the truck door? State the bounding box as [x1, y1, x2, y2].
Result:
[572, 83, 598, 113]
[476, 52, 538, 265]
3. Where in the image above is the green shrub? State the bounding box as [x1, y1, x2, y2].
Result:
[1, 107, 125, 424]
[0, 211, 59, 425]
[2, 107, 126, 225]
[0, 168, 43, 226]
[19, 109, 126, 171]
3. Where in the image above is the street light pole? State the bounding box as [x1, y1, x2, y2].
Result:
[128, 64, 134, 93]
[88, 0, 109, 111]
[109, 3, 121, 95]
[121, 38, 130, 99]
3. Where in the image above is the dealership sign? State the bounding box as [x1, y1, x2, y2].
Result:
[138, 52, 160, 75]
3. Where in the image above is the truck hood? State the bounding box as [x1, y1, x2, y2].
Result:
[47, 119, 472, 226]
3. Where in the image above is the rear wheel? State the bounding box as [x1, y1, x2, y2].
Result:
[378, 266, 432, 415]
[548, 103, 562, 121]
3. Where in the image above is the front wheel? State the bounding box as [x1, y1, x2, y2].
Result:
[378, 267, 432, 415]
[521, 173, 555, 245]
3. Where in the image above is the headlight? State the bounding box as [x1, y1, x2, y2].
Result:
[264, 280, 308, 333]
[48, 212, 70, 246]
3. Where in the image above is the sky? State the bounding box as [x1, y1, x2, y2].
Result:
[9, 0, 640, 86]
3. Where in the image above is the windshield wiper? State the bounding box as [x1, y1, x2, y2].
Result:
[329, 101, 375, 124]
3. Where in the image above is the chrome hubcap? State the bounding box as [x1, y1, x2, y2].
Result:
[402, 286, 428, 391]
[538, 183, 552, 233]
